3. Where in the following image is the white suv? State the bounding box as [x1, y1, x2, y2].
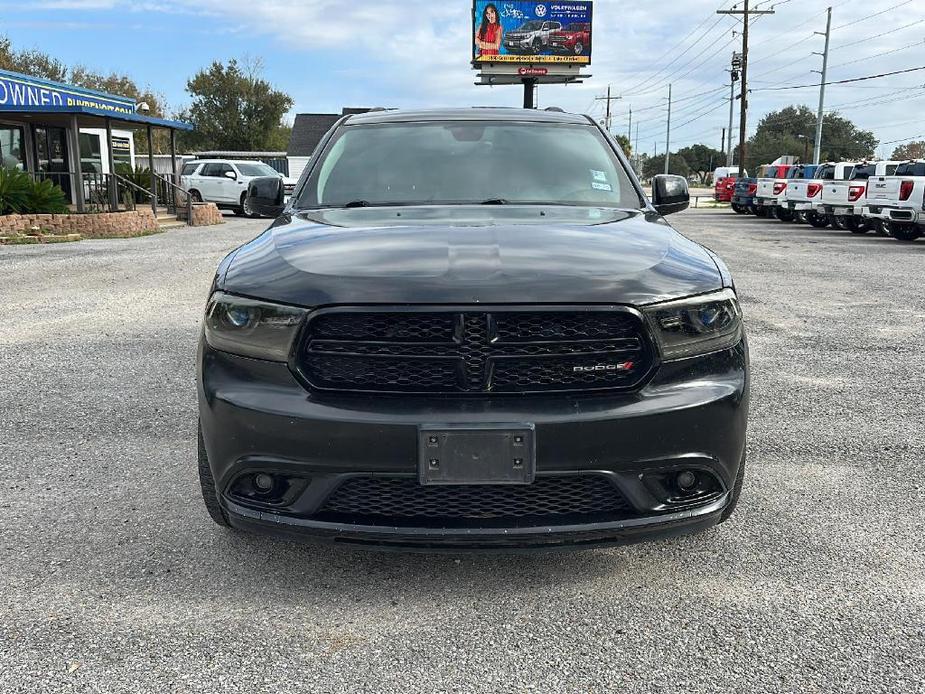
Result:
[180, 159, 297, 216]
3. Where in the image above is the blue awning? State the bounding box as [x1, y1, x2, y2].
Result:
[0, 104, 194, 130]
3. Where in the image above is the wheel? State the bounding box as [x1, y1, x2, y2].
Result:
[719, 448, 746, 524]
[198, 421, 230, 527]
[890, 223, 923, 242]
[532, 38, 542, 53]
[774, 206, 794, 222]
[873, 220, 890, 236]
[755, 206, 769, 218]
[846, 217, 868, 234]
[573, 41, 584, 55]
[806, 212, 830, 228]
[189, 189, 203, 203]
[731, 203, 746, 214]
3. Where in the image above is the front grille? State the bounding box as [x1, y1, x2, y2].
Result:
[316, 475, 634, 527]
[298, 308, 653, 395]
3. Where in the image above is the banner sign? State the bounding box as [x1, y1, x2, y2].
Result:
[0, 69, 136, 116]
[473, 2, 593, 65]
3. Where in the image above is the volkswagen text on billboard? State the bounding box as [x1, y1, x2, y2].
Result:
[472, 2, 593, 64]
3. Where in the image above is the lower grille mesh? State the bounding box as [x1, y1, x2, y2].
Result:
[317, 475, 634, 526]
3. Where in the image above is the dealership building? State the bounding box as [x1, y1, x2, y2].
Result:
[0, 68, 192, 211]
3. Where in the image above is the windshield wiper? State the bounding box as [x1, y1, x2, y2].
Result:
[343, 200, 371, 208]
[479, 198, 509, 205]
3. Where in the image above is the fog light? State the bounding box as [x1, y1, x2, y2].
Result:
[676, 471, 698, 492]
[253, 473, 275, 493]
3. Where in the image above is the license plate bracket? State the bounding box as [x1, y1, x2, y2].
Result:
[419, 424, 535, 485]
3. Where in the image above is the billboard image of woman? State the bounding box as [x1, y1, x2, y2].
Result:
[475, 3, 503, 57]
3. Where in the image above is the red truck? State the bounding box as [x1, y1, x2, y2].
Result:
[549, 22, 591, 56]
[713, 166, 747, 202]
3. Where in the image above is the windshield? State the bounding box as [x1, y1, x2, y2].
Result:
[297, 121, 641, 210]
[518, 21, 542, 31]
[236, 162, 279, 177]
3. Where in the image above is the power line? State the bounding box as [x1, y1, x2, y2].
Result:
[827, 39, 925, 72]
[829, 19, 924, 51]
[832, 0, 914, 30]
[751, 65, 925, 91]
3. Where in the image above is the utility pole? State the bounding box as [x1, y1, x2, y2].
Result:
[664, 84, 672, 175]
[727, 52, 741, 166]
[721, 128, 726, 156]
[634, 122, 640, 173]
[813, 7, 833, 164]
[627, 106, 632, 145]
[596, 84, 622, 133]
[718, 1, 775, 177]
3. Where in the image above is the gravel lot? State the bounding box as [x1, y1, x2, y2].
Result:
[2, 209, 924, 692]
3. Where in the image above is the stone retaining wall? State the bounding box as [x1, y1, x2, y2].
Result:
[0, 209, 159, 238]
[189, 203, 224, 227]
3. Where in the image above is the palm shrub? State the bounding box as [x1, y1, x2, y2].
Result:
[27, 178, 68, 213]
[0, 167, 31, 214]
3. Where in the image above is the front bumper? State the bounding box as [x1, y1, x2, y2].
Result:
[861, 205, 922, 224]
[198, 340, 749, 550]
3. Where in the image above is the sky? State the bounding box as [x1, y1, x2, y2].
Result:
[2, 0, 924, 159]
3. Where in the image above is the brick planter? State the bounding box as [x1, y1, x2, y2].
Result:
[188, 203, 224, 227]
[0, 210, 159, 239]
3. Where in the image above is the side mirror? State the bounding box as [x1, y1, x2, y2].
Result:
[224, 170, 237, 180]
[245, 176, 286, 218]
[652, 174, 690, 216]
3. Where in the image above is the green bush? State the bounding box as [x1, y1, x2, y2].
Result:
[0, 167, 31, 214]
[27, 178, 68, 214]
[0, 167, 69, 214]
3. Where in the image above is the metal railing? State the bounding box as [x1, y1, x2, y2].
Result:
[29, 170, 191, 224]
[152, 173, 193, 222]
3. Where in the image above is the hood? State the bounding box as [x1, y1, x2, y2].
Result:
[221, 207, 722, 307]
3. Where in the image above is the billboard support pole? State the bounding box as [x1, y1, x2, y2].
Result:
[522, 78, 537, 109]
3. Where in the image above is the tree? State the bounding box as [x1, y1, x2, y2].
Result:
[0, 36, 67, 81]
[614, 134, 632, 158]
[0, 36, 168, 153]
[746, 105, 877, 171]
[891, 141, 925, 160]
[676, 144, 725, 184]
[642, 154, 691, 180]
[178, 59, 293, 152]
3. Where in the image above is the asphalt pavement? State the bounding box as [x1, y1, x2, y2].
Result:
[1, 209, 924, 692]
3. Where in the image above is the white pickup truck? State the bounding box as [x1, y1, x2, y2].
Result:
[754, 164, 799, 220]
[821, 161, 899, 234]
[781, 164, 824, 225]
[800, 162, 857, 228]
[861, 160, 925, 241]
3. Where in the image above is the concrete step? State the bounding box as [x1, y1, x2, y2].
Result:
[157, 219, 187, 230]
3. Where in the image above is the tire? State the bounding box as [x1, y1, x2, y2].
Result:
[189, 189, 203, 203]
[846, 217, 868, 234]
[807, 212, 830, 228]
[774, 206, 794, 222]
[573, 41, 584, 55]
[719, 448, 746, 524]
[731, 203, 746, 214]
[198, 421, 230, 527]
[755, 206, 769, 218]
[532, 38, 542, 54]
[890, 223, 923, 242]
[831, 216, 847, 231]
[873, 220, 890, 236]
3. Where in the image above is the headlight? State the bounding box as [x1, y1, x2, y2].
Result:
[643, 289, 743, 361]
[204, 292, 307, 361]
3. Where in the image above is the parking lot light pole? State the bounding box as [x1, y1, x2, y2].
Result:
[665, 84, 672, 175]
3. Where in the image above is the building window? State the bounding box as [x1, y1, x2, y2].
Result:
[111, 136, 132, 169]
[0, 126, 25, 170]
[79, 132, 103, 175]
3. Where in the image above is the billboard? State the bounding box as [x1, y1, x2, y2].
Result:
[472, 2, 593, 65]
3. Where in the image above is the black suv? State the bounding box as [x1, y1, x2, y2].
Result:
[197, 108, 749, 550]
